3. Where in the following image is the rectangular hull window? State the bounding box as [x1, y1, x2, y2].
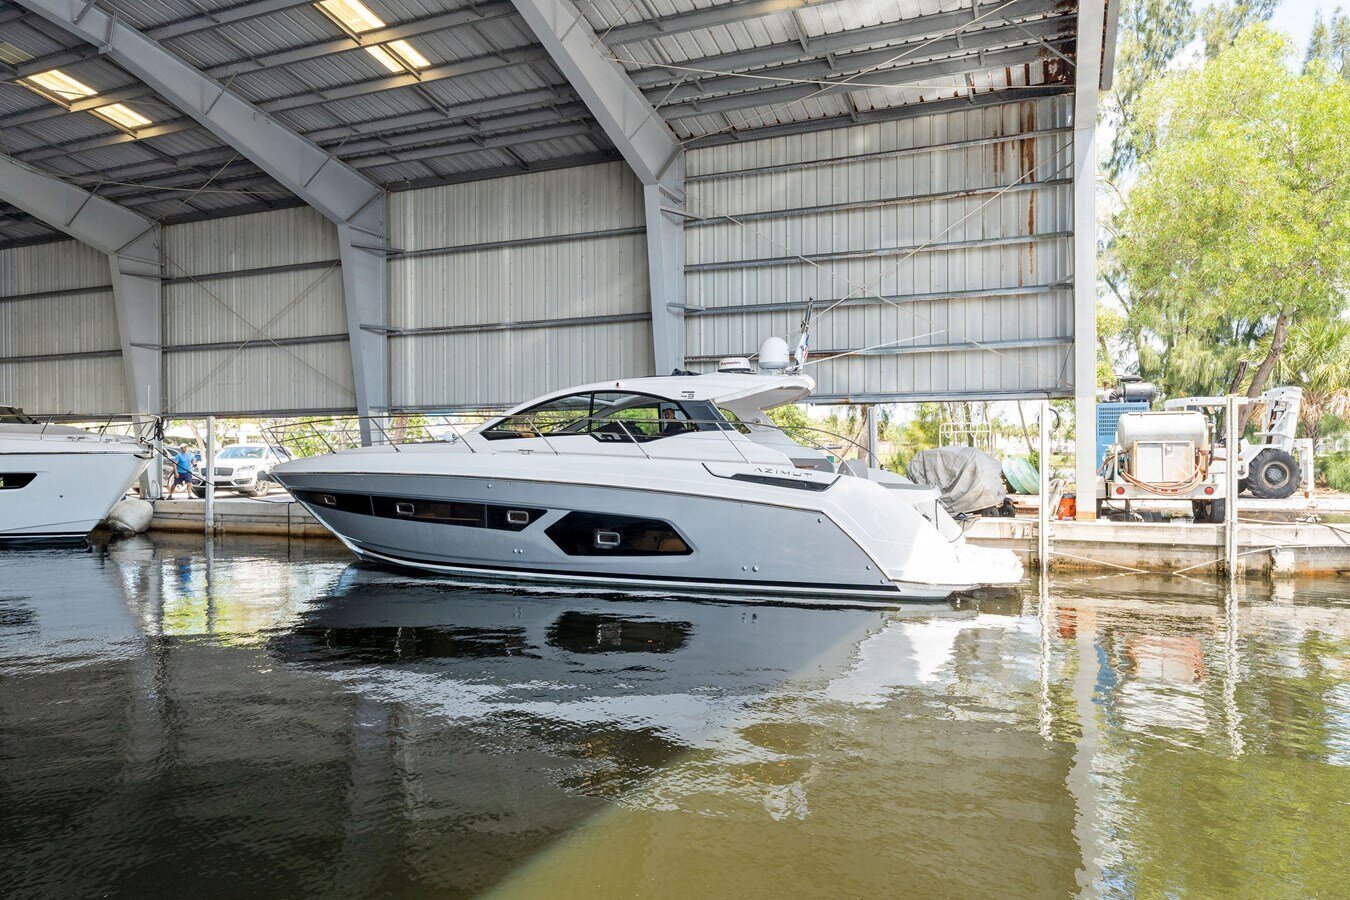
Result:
[545, 512, 691, 556]
[292, 490, 542, 532]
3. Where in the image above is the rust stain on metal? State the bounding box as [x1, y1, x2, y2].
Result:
[1042, 57, 1072, 84]
[1022, 99, 1038, 247]
[1026, 206, 1037, 279]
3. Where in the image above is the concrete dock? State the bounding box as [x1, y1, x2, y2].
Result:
[149, 496, 1350, 578]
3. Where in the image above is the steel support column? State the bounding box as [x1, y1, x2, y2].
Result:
[644, 159, 687, 374]
[12, 0, 388, 438]
[0, 153, 163, 494]
[510, 0, 686, 372]
[1072, 0, 1106, 519]
[337, 219, 389, 440]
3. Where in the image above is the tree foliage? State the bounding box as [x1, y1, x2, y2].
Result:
[1304, 7, 1350, 78]
[1197, 0, 1277, 56]
[1266, 317, 1350, 444]
[1104, 0, 1197, 178]
[1112, 26, 1350, 401]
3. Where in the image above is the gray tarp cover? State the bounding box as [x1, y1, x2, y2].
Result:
[905, 448, 1007, 516]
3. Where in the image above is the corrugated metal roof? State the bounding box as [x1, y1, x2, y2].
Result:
[0, 0, 1083, 245]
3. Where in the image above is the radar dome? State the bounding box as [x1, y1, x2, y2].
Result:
[757, 336, 791, 371]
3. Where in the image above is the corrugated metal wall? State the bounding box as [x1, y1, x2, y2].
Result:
[162, 206, 354, 415]
[684, 95, 1076, 401]
[4, 101, 1083, 416]
[388, 161, 653, 409]
[0, 240, 125, 415]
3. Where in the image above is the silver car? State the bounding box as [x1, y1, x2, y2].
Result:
[193, 443, 291, 497]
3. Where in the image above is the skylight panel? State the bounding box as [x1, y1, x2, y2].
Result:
[22, 68, 97, 103]
[92, 103, 153, 131]
[315, 0, 431, 73]
[18, 66, 154, 134]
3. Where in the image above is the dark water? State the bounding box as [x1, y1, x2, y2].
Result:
[1, 536, 1346, 898]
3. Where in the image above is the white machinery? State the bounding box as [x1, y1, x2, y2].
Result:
[1097, 385, 1306, 522]
[1164, 386, 1304, 499]
[1098, 408, 1227, 522]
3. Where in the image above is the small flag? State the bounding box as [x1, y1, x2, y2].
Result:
[794, 300, 813, 368]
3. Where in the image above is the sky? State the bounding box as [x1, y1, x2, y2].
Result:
[1269, 0, 1329, 48]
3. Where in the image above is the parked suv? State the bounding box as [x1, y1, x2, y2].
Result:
[192, 443, 291, 497]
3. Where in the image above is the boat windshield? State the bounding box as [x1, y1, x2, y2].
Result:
[482, 392, 732, 442]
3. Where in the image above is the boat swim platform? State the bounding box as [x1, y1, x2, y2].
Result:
[148, 498, 1350, 578]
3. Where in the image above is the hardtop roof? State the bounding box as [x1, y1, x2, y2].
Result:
[500, 372, 817, 415]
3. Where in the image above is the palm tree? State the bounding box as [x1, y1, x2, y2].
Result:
[1272, 317, 1350, 446]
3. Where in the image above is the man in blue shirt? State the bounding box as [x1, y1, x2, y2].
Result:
[171, 445, 196, 498]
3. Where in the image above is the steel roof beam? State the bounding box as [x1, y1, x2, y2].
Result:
[510, 0, 680, 185]
[145, 0, 317, 40]
[657, 40, 1074, 120]
[510, 0, 685, 372]
[0, 153, 162, 439]
[648, 18, 1074, 107]
[10, 84, 577, 171]
[0, 5, 518, 85]
[628, 8, 1074, 90]
[7, 0, 389, 434]
[0, 4, 1064, 145]
[599, 0, 848, 45]
[49, 110, 599, 204]
[98, 122, 607, 213]
[23, 95, 589, 180]
[207, 4, 521, 79]
[683, 84, 1070, 147]
[7, 0, 385, 225]
[0, 0, 1062, 141]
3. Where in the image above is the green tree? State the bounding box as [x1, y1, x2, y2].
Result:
[886, 403, 944, 471]
[1305, 6, 1350, 78]
[1197, 0, 1277, 56]
[1267, 317, 1350, 445]
[765, 403, 809, 432]
[1104, 0, 1196, 178]
[1114, 26, 1350, 412]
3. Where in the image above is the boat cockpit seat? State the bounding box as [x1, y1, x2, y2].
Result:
[841, 460, 871, 479]
[593, 422, 637, 441]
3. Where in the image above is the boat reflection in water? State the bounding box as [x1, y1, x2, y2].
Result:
[0, 537, 1346, 898]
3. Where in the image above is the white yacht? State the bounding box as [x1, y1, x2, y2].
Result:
[0, 405, 155, 546]
[270, 371, 1023, 604]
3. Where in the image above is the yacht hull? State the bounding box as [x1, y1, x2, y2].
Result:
[276, 470, 983, 604]
[0, 448, 151, 545]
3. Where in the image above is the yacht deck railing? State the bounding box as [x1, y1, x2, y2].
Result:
[0, 414, 161, 445]
[264, 413, 879, 471]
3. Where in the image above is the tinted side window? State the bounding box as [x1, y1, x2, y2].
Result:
[0, 473, 37, 490]
[483, 393, 592, 440]
[681, 400, 734, 431]
[590, 392, 708, 441]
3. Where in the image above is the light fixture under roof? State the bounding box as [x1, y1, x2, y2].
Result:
[18, 66, 153, 134]
[315, 0, 431, 73]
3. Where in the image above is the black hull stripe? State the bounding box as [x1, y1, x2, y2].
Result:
[0, 532, 89, 547]
[352, 545, 952, 598]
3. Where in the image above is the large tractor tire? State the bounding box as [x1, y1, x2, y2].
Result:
[1246, 448, 1299, 499]
[1192, 499, 1227, 523]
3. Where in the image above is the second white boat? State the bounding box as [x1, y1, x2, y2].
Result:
[0, 405, 154, 546]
